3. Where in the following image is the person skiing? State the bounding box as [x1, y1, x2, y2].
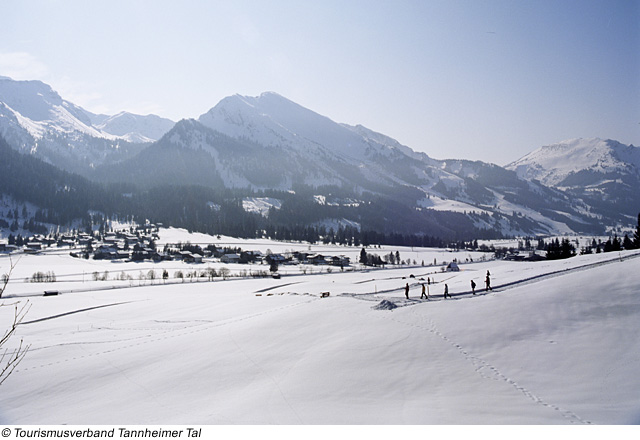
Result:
[421, 283, 428, 299]
[405, 282, 410, 299]
[444, 283, 451, 299]
[471, 279, 476, 295]
[485, 271, 492, 291]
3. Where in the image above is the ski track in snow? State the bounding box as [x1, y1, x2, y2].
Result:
[8, 249, 639, 423]
[317, 254, 640, 424]
[339, 251, 640, 306]
[385, 310, 592, 424]
[254, 282, 302, 293]
[20, 301, 136, 325]
[16, 297, 319, 375]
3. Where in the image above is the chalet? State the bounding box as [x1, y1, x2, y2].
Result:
[525, 252, 546, 262]
[221, 253, 241, 264]
[181, 252, 203, 264]
[151, 252, 171, 262]
[446, 261, 460, 272]
[0, 244, 19, 253]
[26, 243, 42, 251]
[57, 239, 76, 248]
[504, 251, 546, 262]
[24, 243, 42, 254]
[240, 250, 263, 264]
[103, 234, 118, 244]
[94, 245, 118, 260]
[292, 251, 309, 262]
[308, 254, 326, 265]
[330, 255, 351, 267]
[115, 250, 130, 259]
[174, 251, 189, 261]
[78, 237, 93, 246]
[266, 253, 287, 264]
[41, 237, 56, 246]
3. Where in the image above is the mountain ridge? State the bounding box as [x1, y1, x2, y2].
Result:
[0, 76, 175, 171]
[1, 78, 637, 237]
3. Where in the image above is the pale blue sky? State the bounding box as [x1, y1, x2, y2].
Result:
[1, 0, 638, 165]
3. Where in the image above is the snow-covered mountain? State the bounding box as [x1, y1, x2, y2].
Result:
[2, 77, 635, 236]
[95, 92, 607, 236]
[506, 138, 640, 221]
[199, 92, 403, 163]
[0, 76, 173, 172]
[507, 138, 640, 186]
[87, 110, 175, 143]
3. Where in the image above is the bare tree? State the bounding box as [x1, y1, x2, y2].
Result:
[0, 257, 17, 299]
[1, 258, 30, 386]
[1, 300, 31, 386]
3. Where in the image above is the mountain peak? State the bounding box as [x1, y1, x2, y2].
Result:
[259, 91, 284, 99]
[506, 137, 639, 186]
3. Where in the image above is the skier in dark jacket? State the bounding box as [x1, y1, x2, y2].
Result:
[444, 283, 451, 298]
[485, 271, 492, 291]
[405, 282, 410, 299]
[471, 279, 476, 295]
[421, 283, 428, 299]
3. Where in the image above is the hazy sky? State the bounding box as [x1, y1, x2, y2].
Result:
[1, 0, 638, 165]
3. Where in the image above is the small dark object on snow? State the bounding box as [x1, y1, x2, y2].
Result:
[410, 274, 415, 278]
[44, 290, 59, 296]
[321, 292, 330, 298]
[272, 273, 281, 279]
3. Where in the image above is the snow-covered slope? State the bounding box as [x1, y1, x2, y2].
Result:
[197, 92, 441, 185]
[2, 77, 631, 235]
[0, 77, 118, 141]
[507, 138, 640, 221]
[128, 93, 609, 235]
[1, 233, 639, 424]
[199, 92, 374, 161]
[0, 77, 170, 172]
[92, 111, 175, 143]
[507, 138, 640, 187]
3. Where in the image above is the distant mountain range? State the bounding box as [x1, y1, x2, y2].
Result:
[1, 76, 638, 239]
[0, 76, 174, 172]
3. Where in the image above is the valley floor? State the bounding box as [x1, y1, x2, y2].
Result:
[1, 231, 640, 424]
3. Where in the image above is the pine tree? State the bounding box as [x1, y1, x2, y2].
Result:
[634, 213, 640, 249]
[359, 248, 367, 265]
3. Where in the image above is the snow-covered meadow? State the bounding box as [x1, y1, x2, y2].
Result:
[1, 228, 639, 424]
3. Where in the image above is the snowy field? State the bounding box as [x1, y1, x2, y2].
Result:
[1, 228, 640, 425]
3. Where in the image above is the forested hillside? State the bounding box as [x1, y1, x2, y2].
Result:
[0, 135, 500, 246]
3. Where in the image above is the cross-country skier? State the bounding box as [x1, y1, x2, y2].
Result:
[471, 279, 476, 295]
[421, 283, 428, 299]
[485, 271, 492, 291]
[444, 283, 451, 298]
[405, 282, 410, 299]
